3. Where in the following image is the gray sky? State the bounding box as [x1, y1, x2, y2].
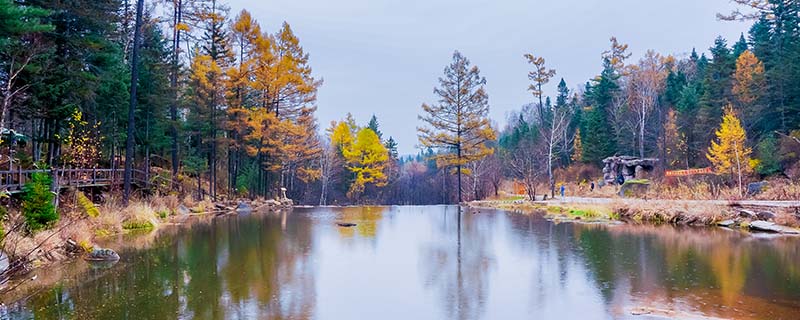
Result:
[226, 0, 750, 155]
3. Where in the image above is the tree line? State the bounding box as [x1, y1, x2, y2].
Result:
[496, 1, 800, 199]
[2, 0, 799, 207]
[1, 0, 329, 202]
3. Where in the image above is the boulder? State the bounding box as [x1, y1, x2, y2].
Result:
[749, 221, 780, 232]
[747, 221, 799, 234]
[618, 180, 650, 198]
[0, 251, 8, 274]
[235, 201, 252, 213]
[717, 219, 737, 227]
[177, 205, 190, 216]
[85, 247, 120, 262]
[756, 211, 777, 221]
[738, 209, 757, 219]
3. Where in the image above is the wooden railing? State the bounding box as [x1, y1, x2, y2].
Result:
[0, 168, 149, 193]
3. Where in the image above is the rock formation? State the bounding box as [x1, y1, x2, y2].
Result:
[602, 156, 658, 185]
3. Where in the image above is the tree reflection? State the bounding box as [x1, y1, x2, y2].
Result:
[572, 224, 800, 318]
[419, 207, 495, 320]
[20, 212, 317, 319]
[335, 206, 387, 240]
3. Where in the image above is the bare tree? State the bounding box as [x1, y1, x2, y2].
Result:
[1, 36, 48, 139]
[506, 141, 545, 201]
[543, 103, 572, 197]
[628, 50, 667, 158]
[318, 140, 341, 205]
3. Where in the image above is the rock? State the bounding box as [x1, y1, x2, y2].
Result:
[750, 221, 800, 234]
[265, 199, 280, 207]
[717, 219, 737, 227]
[177, 205, 190, 216]
[602, 156, 658, 185]
[747, 181, 767, 196]
[65, 239, 83, 254]
[618, 179, 650, 198]
[337, 222, 357, 227]
[235, 201, 252, 213]
[738, 209, 757, 219]
[280, 198, 294, 206]
[779, 227, 800, 235]
[85, 247, 120, 262]
[0, 251, 8, 274]
[749, 221, 780, 232]
[756, 211, 776, 221]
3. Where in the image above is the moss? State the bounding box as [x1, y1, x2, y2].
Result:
[157, 210, 169, 219]
[546, 206, 563, 213]
[623, 179, 651, 185]
[122, 220, 154, 231]
[77, 191, 100, 218]
[94, 228, 113, 237]
[78, 240, 94, 252]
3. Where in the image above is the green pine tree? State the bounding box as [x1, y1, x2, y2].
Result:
[22, 169, 57, 231]
[580, 59, 618, 163]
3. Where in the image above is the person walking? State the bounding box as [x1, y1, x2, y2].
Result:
[560, 184, 565, 199]
[590, 181, 595, 192]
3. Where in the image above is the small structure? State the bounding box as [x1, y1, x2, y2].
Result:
[602, 156, 658, 185]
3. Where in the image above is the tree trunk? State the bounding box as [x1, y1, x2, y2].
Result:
[170, 0, 183, 180]
[123, 0, 144, 204]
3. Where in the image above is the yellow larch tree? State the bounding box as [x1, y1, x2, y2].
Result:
[732, 50, 765, 105]
[342, 128, 389, 201]
[707, 105, 752, 196]
[225, 9, 262, 194]
[268, 22, 321, 120]
[732, 50, 766, 132]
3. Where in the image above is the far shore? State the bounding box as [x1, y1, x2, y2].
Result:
[467, 196, 800, 234]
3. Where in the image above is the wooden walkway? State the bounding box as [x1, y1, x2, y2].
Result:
[0, 168, 149, 193]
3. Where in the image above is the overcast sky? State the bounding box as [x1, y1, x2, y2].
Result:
[226, 0, 750, 155]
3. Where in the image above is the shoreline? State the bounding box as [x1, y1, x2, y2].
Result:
[467, 197, 800, 235]
[0, 196, 293, 299]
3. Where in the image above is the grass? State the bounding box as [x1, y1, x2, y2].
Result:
[545, 204, 611, 221]
[76, 191, 100, 218]
[122, 220, 155, 230]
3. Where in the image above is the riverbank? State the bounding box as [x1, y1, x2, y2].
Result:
[467, 197, 800, 234]
[0, 193, 292, 295]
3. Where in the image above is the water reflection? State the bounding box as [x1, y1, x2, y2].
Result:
[334, 206, 387, 240]
[419, 208, 495, 320]
[4, 206, 800, 320]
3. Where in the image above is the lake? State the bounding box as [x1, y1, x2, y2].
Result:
[2, 206, 800, 319]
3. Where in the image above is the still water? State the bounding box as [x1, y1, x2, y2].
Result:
[3, 206, 800, 319]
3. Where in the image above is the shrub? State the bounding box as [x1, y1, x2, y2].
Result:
[22, 170, 58, 231]
[76, 191, 100, 218]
